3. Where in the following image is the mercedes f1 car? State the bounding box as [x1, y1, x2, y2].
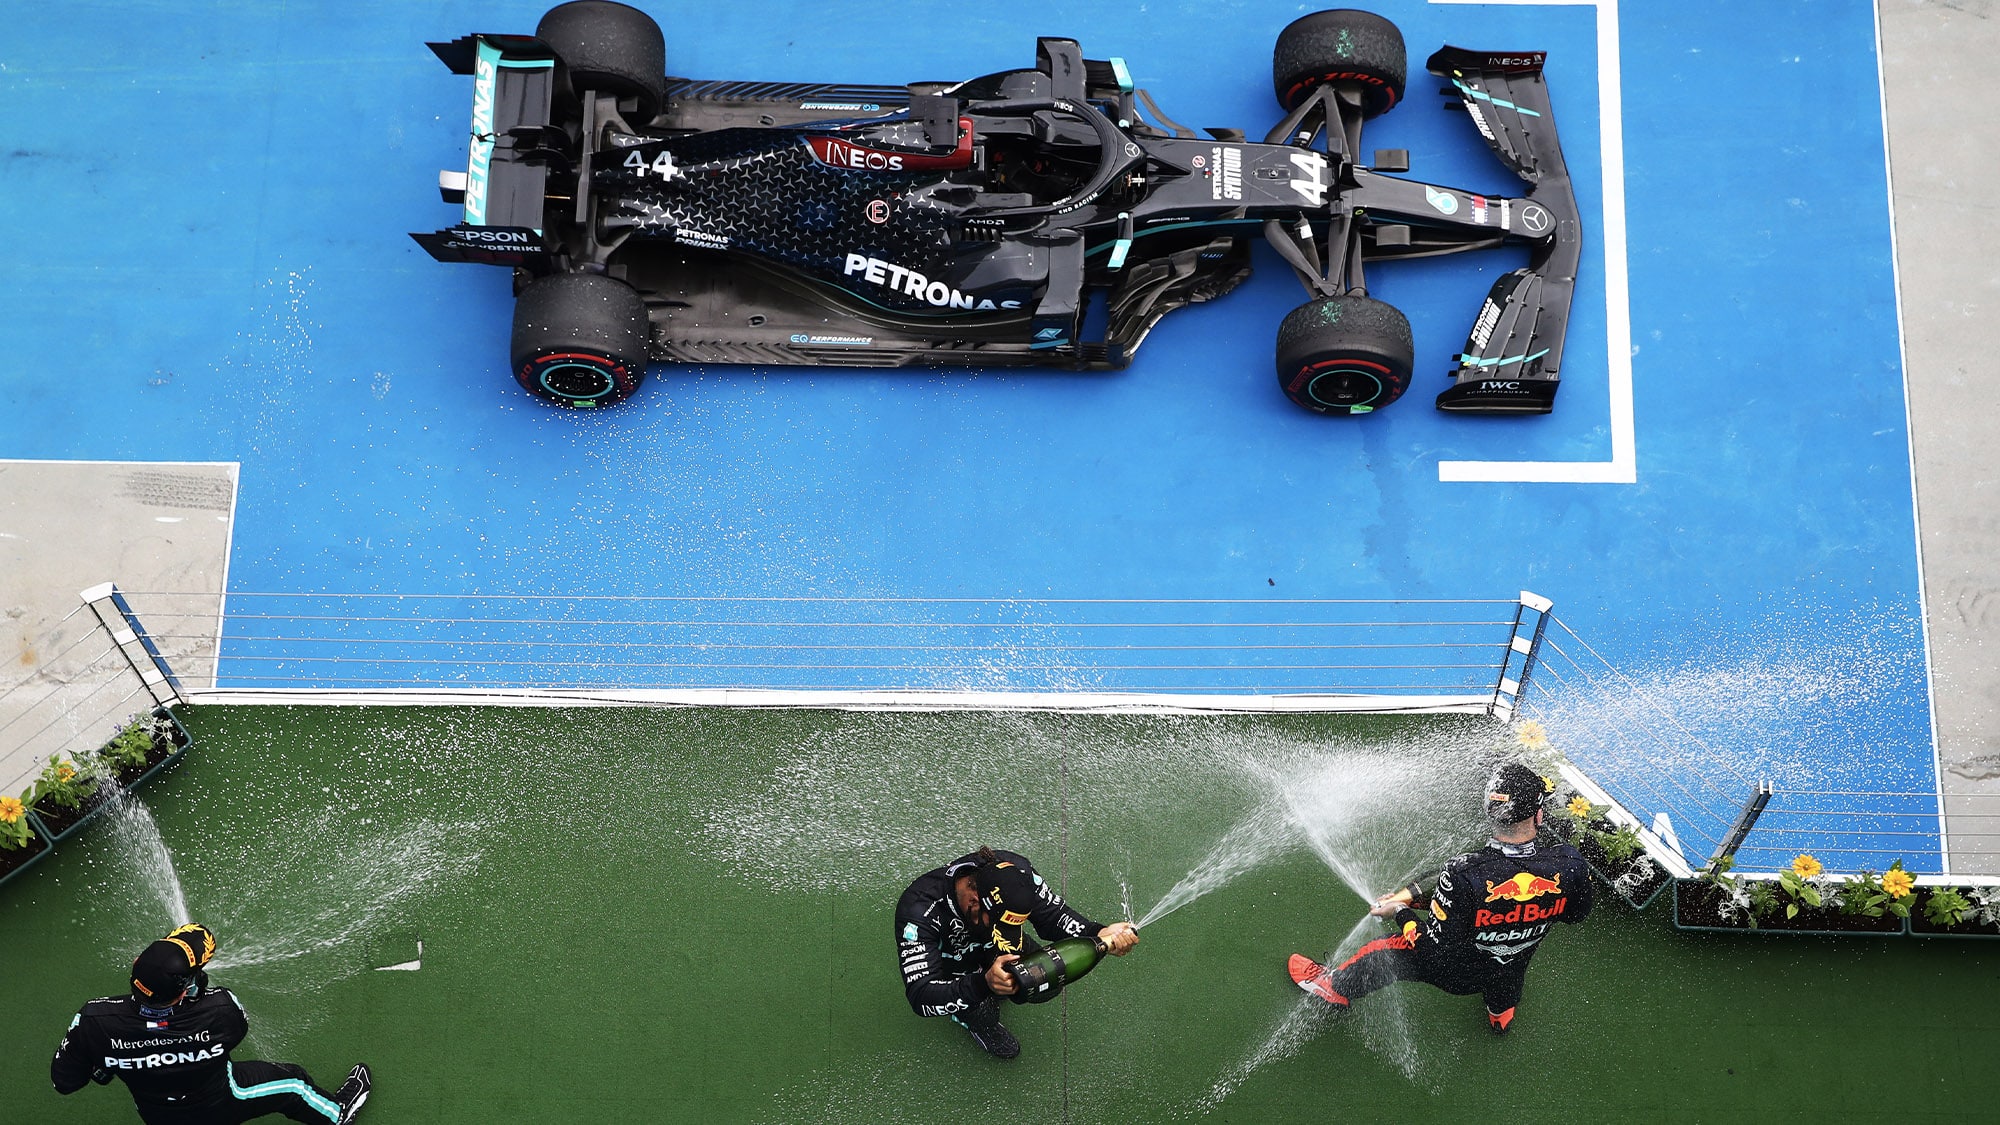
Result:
[415, 3, 1581, 416]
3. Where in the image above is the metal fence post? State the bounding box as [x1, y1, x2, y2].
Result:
[1490, 591, 1554, 722]
[80, 583, 186, 709]
[1707, 780, 1774, 874]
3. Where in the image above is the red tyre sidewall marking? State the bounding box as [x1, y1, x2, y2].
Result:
[520, 352, 636, 399]
[1284, 74, 1398, 112]
[1287, 355, 1389, 397]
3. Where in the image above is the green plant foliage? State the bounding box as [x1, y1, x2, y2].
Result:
[1924, 887, 1972, 928]
[98, 719, 157, 772]
[1746, 880, 1781, 927]
[1597, 825, 1642, 867]
[1838, 871, 1888, 918]
[28, 756, 98, 813]
[1777, 870, 1824, 920]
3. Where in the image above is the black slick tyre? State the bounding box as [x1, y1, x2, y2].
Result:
[1273, 9, 1407, 116]
[1275, 295, 1413, 415]
[510, 272, 651, 409]
[536, 1, 666, 122]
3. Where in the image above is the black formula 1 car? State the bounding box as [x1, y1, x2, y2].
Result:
[414, 3, 1581, 416]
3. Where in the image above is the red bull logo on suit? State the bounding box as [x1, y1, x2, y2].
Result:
[1483, 872, 1562, 903]
[1476, 872, 1567, 926]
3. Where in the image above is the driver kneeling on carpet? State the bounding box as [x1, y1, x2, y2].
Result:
[895, 847, 1139, 1059]
[1287, 763, 1592, 1034]
[52, 923, 371, 1124]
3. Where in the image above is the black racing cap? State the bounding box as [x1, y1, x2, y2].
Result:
[977, 861, 1038, 953]
[131, 943, 198, 1004]
[163, 923, 216, 968]
[1485, 763, 1552, 826]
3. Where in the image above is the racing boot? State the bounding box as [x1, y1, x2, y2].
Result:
[1286, 954, 1351, 1010]
[954, 997, 1021, 1060]
[1487, 1007, 1516, 1036]
[334, 1063, 371, 1123]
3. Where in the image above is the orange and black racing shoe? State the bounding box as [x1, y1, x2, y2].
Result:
[1287, 955, 1351, 1010]
[1487, 1007, 1516, 1035]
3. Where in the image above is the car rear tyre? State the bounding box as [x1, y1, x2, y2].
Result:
[1275, 294, 1413, 415]
[1273, 9, 1407, 117]
[510, 272, 651, 409]
[536, 0, 667, 122]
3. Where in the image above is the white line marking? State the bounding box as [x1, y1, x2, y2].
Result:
[375, 939, 423, 971]
[1431, 0, 1636, 484]
[188, 686, 1495, 715]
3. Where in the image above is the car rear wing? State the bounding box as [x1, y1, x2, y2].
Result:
[1426, 47, 1581, 415]
[409, 34, 559, 267]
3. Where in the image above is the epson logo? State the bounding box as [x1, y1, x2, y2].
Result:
[460, 228, 533, 243]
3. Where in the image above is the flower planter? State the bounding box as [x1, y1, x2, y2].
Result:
[0, 823, 55, 888]
[28, 785, 115, 844]
[3, 707, 195, 895]
[1671, 878, 1907, 936]
[1907, 888, 2000, 939]
[107, 708, 192, 792]
[1576, 826, 1672, 910]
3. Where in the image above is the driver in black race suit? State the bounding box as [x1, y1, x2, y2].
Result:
[895, 847, 1139, 1059]
[52, 923, 371, 1124]
[1288, 763, 1592, 1034]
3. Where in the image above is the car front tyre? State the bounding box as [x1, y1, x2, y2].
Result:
[1275, 294, 1413, 415]
[1272, 9, 1408, 117]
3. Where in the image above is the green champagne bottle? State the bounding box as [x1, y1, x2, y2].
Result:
[1006, 935, 1110, 1005]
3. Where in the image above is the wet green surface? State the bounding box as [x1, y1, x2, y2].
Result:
[4, 705, 1996, 1122]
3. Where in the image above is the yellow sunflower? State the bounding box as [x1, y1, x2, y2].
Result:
[1881, 868, 1915, 899]
[1514, 720, 1549, 750]
[0, 796, 23, 824]
[1790, 855, 1823, 879]
[1566, 795, 1592, 819]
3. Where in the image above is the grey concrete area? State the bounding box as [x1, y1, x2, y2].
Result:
[0, 461, 233, 798]
[1879, 0, 2000, 874]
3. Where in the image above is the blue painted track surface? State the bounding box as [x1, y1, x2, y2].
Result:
[0, 2, 1931, 870]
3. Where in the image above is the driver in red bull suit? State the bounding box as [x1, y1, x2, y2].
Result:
[1286, 763, 1592, 1034]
